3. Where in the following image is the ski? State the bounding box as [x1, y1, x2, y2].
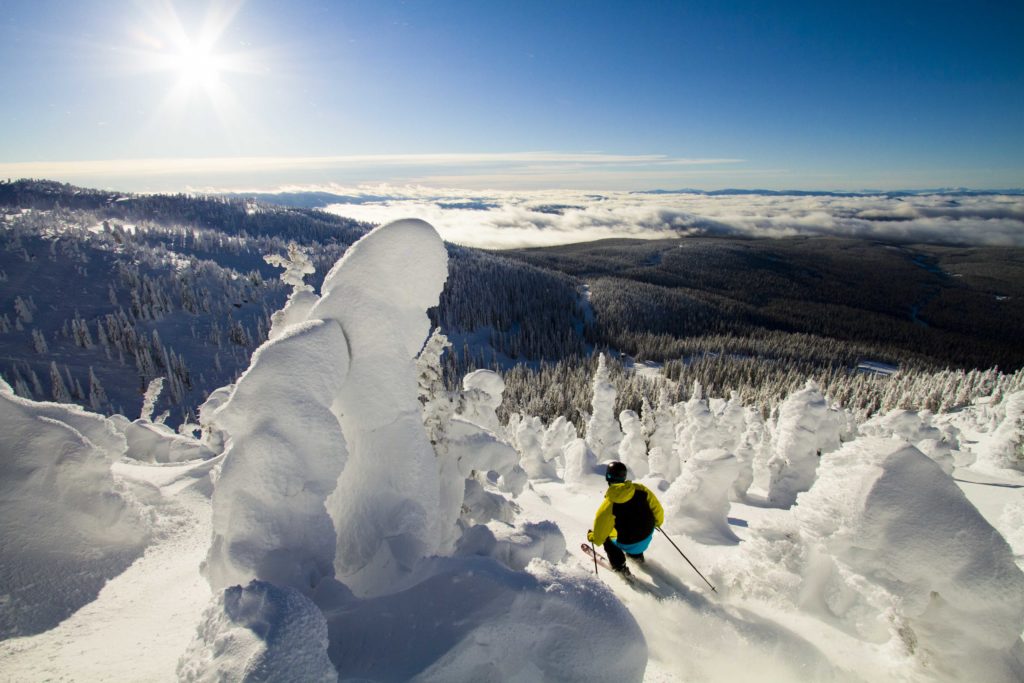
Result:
[581, 542, 613, 569]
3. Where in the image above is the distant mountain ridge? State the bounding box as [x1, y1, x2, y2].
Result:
[632, 188, 1024, 198]
[214, 187, 1024, 211]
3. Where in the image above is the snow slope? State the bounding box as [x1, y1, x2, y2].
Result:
[3, 438, 1018, 682]
[0, 456, 214, 681]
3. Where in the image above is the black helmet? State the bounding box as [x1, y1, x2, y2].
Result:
[605, 461, 628, 484]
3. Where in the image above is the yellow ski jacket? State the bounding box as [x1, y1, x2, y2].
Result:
[588, 481, 665, 546]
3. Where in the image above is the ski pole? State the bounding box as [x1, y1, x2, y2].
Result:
[656, 527, 717, 593]
[589, 537, 599, 576]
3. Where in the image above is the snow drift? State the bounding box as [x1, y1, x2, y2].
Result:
[0, 382, 149, 639]
[179, 580, 336, 683]
[740, 437, 1024, 681]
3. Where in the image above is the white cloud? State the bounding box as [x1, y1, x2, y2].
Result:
[319, 189, 1024, 248]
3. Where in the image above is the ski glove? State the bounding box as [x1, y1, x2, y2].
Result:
[587, 530, 595, 543]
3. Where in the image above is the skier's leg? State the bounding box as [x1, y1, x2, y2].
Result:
[603, 539, 627, 570]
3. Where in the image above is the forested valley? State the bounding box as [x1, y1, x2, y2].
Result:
[2, 179, 1022, 431]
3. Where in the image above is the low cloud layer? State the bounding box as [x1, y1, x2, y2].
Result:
[312, 188, 1024, 249]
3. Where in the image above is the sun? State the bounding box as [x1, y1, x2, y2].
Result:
[126, 0, 270, 146]
[172, 40, 225, 90]
[132, 1, 249, 98]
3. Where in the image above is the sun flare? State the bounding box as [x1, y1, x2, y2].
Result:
[123, 1, 273, 150]
[173, 41, 224, 90]
[133, 1, 252, 99]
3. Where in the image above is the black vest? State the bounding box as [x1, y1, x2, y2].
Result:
[612, 488, 655, 544]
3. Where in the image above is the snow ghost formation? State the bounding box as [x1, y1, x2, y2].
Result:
[646, 387, 680, 481]
[562, 437, 599, 483]
[312, 219, 449, 595]
[731, 406, 766, 501]
[510, 413, 557, 481]
[202, 317, 350, 594]
[586, 353, 623, 461]
[617, 409, 649, 478]
[202, 219, 449, 598]
[192, 220, 646, 682]
[978, 390, 1024, 473]
[662, 447, 740, 545]
[673, 381, 719, 465]
[445, 370, 525, 532]
[764, 380, 845, 508]
[541, 415, 578, 479]
[717, 391, 748, 450]
[451, 370, 527, 495]
[457, 369, 507, 433]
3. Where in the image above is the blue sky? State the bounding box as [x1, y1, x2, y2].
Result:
[1, 0, 1022, 191]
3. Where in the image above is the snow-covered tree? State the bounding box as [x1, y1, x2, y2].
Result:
[458, 370, 506, 435]
[673, 381, 718, 465]
[617, 409, 649, 478]
[49, 361, 71, 403]
[859, 408, 956, 474]
[976, 391, 1024, 472]
[647, 386, 679, 481]
[765, 381, 845, 508]
[542, 416, 577, 477]
[512, 413, 555, 480]
[717, 391, 747, 451]
[13, 295, 34, 324]
[731, 407, 766, 500]
[30, 328, 48, 354]
[140, 378, 164, 422]
[265, 243, 319, 340]
[586, 353, 623, 461]
[452, 370, 528, 498]
[71, 313, 93, 348]
[28, 366, 44, 397]
[562, 437, 598, 483]
[88, 367, 108, 412]
[787, 438, 1024, 678]
[264, 242, 315, 291]
[640, 395, 656, 446]
[416, 327, 454, 450]
[312, 219, 451, 594]
[663, 448, 740, 545]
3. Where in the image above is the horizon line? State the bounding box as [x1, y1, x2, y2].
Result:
[4, 176, 1022, 198]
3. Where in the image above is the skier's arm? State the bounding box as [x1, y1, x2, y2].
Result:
[588, 500, 615, 545]
[639, 484, 665, 528]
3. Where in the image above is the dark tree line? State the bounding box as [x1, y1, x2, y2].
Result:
[501, 236, 1024, 370]
[434, 245, 587, 361]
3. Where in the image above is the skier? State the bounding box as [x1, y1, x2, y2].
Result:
[587, 461, 664, 576]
